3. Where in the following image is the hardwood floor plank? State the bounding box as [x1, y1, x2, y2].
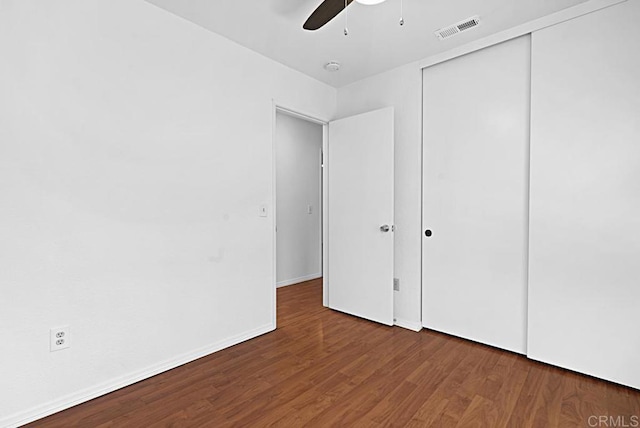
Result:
[271, 334, 425, 426]
[314, 337, 446, 425]
[407, 344, 488, 425]
[506, 362, 549, 427]
[27, 278, 640, 427]
[455, 395, 499, 428]
[492, 362, 530, 428]
[530, 367, 565, 427]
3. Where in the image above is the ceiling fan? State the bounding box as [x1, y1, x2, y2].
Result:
[303, 0, 390, 31]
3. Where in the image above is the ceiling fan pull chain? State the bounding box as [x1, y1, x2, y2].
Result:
[399, 0, 404, 26]
[344, 0, 349, 35]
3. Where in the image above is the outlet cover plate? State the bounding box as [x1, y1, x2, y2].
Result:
[50, 326, 70, 352]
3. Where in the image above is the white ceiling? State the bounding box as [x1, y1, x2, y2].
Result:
[145, 0, 587, 87]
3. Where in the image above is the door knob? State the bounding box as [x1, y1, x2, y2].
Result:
[425, 229, 432, 237]
[380, 225, 390, 232]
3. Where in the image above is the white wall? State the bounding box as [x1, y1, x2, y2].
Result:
[336, 63, 423, 331]
[275, 112, 322, 287]
[0, 1, 335, 426]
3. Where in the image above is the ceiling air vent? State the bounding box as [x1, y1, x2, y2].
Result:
[435, 16, 480, 40]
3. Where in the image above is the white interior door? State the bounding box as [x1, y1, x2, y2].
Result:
[327, 107, 394, 325]
[422, 36, 530, 353]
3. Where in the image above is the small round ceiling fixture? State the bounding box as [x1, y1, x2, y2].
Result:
[324, 61, 341, 72]
[355, 0, 387, 4]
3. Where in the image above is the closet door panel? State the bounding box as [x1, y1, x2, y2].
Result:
[422, 36, 530, 354]
[528, 0, 640, 389]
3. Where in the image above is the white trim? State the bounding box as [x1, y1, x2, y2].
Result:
[419, 49, 425, 337]
[419, 0, 626, 70]
[277, 273, 322, 288]
[394, 318, 423, 332]
[269, 98, 280, 328]
[318, 145, 324, 281]
[0, 324, 274, 428]
[271, 100, 278, 329]
[276, 106, 329, 126]
[322, 121, 329, 307]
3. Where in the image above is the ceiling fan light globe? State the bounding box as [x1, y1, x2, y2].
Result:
[355, 0, 387, 5]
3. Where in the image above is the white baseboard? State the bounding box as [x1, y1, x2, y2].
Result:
[395, 318, 423, 332]
[1, 323, 275, 428]
[276, 273, 322, 288]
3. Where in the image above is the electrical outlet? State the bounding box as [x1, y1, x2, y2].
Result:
[50, 326, 70, 352]
[307, 205, 313, 215]
[393, 278, 400, 291]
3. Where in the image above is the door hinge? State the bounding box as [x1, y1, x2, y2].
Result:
[392, 225, 395, 232]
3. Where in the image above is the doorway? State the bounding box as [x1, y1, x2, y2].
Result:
[274, 108, 325, 298]
[272, 105, 395, 328]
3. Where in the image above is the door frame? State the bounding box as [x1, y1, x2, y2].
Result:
[271, 101, 330, 328]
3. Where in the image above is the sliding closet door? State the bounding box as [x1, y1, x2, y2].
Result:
[528, 1, 640, 389]
[422, 36, 530, 354]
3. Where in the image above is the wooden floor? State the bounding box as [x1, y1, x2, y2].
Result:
[30, 278, 639, 427]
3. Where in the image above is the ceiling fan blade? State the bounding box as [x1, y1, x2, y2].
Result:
[303, 0, 355, 31]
